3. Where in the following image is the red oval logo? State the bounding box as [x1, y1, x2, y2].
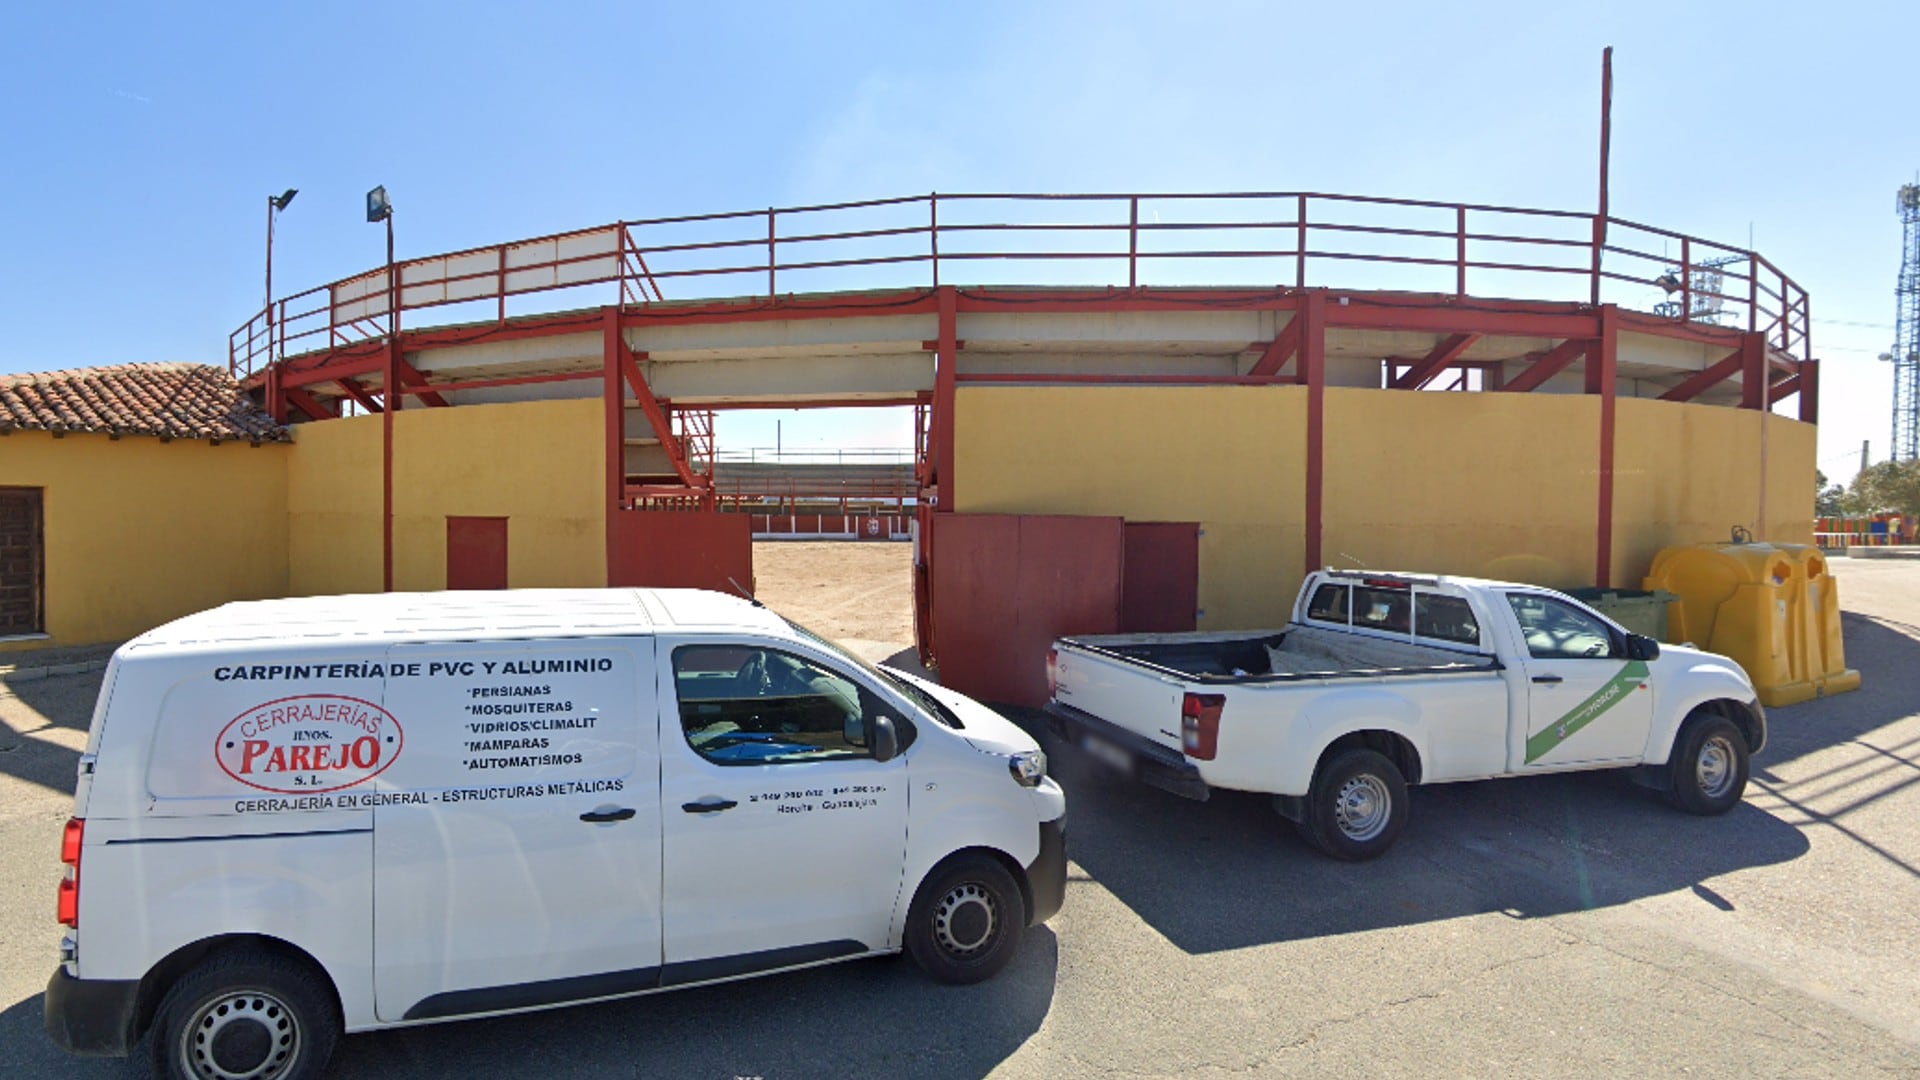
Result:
[215, 694, 404, 794]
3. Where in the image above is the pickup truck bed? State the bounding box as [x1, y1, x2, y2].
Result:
[1065, 625, 1493, 682]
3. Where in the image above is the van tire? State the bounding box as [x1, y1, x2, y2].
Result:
[1297, 748, 1408, 861]
[1665, 713, 1749, 815]
[137, 946, 338, 1080]
[904, 853, 1025, 985]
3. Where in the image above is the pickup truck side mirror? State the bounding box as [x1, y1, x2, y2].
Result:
[870, 714, 900, 762]
[1625, 633, 1661, 662]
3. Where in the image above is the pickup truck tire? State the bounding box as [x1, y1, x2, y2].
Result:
[1298, 748, 1408, 861]
[904, 853, 1026, 985]
[1665, 713, 1749, 815]
[136, 945, 338, 1080]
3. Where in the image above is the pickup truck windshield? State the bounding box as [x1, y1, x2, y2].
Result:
[778, 615, 963, 728]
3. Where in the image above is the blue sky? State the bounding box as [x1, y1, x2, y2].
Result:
[2, 1, 1912, 480]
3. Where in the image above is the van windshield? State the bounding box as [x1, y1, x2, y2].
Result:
[778, 615, 963, 729]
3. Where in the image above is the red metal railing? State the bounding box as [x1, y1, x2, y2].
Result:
[231, 191, 1813, 379]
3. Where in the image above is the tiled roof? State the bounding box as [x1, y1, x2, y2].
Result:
[0, 363, 288, 443]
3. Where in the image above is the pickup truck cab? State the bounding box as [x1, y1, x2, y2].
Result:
[47, 588, 1065, 1078]
[1046, 569, 1763, 860]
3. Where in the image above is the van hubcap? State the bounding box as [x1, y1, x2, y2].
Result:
[1697, 736, 1736, 799]
[933, 883, 998, 955]
[181, 991, 299, 1080]
[1334, 774, 1392, 842]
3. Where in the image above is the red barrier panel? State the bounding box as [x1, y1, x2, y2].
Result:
[609, 510, 754, 595]
[1121, 522, 1199, 632]
[931, 513, 1123, 707]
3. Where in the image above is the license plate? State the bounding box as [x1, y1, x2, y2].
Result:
[1081, 733, 1134, 775]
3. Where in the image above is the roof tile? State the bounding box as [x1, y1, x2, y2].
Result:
[0, 363, 289, 443]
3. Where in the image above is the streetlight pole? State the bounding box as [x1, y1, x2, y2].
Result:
[367, 185, 396, 593]
[265, 188, 297, 356]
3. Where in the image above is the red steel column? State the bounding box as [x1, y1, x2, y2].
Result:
[1591, 305, 1617, 588]
[382, 335, 399, 592]
[603, 308, 624, 583]
[1300, 291, 1327, 575]
[1739, 332, 1768, 410]
[1797, 358, 1819, 424]
[934, 285, 958, 512]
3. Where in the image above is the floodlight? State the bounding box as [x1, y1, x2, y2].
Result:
[1653, 272, 1682, 295]
[366, 185, 391, 223]
[271, 189, 298, 211]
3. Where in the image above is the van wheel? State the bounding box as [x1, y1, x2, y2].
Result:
[1665, 713, 1749, 815]
[904, 854, 1025, 985]
[138, 947, 337, 1080]
[1297, 748, 1408, 861]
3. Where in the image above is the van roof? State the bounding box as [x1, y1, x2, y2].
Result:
[124, 588, 783, 652]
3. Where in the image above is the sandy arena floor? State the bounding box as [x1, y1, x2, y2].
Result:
[748, 540, 915, 656]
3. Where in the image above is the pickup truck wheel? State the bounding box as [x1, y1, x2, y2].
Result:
[904, 854, 1026, 985]
[137, 946, 337, 1080]
[1298, 749, 1408, 861]
[1665, 714, 1749, 815]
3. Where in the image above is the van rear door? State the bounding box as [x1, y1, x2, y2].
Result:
[371, 637, 661, 1022]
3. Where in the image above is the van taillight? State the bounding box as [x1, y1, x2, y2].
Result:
[57, 817, 83, 928]
[1181, 693, 1226, 760]
[1045, 648, 1059, 699]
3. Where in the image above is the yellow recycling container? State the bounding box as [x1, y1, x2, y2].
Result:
[1644, 541, 1861, 708]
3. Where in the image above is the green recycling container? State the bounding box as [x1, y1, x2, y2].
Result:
[1565, 588, 1678, 641]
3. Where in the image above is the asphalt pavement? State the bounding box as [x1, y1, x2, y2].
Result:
[3, 561, 1918, 1078]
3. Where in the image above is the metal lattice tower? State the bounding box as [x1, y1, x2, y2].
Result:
[1893, 184, 1920, 461]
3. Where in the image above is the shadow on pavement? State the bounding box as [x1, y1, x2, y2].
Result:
[998, 705, 1808, 957]
[3, 933, 1057, 1080]
[1758, 612, 1920, 768]
[0, 668, 103, 799]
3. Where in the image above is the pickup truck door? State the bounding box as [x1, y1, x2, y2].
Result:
[1503, 592, 1654, 769]
[656, 639, 910, 981]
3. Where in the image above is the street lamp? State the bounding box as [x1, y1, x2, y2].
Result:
[265, 188, 298, 352]
[366, 185, 395, 336]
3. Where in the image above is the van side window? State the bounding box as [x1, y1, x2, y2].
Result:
[672, 645, 913, 765]
[1414, 592, 1481, 647]
[1305, 583, 1350, 624]
[1505, 594, 1617, 660]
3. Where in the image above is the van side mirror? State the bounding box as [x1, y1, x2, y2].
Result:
[870, 714, 900, 762]
[1626, 633, 1661, 662]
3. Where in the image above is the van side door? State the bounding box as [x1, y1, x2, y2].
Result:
[657, 637, 910, 981]
[1503, 591, 1655, 770]
[370, 637, 662, 1022]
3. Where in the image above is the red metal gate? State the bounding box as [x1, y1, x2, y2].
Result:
[608, 510, 754, 594]
[929, 514, 1124, 707]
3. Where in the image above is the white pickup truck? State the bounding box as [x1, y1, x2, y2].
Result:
[1045, 569, 1766, 860]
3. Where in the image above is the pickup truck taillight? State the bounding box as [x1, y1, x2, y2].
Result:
[1046, 648, 1059, 699]
[1181, 693, 1226, 760]
[57, 817, 83, 928]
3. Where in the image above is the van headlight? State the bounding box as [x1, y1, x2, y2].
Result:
[1008, 750, 1047, 787]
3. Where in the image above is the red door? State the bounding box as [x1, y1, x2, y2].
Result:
[446, 517, 509, 590]
[1121, 522, 1200, 632]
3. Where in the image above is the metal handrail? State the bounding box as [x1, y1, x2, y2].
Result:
[231, 190, 1812, 379]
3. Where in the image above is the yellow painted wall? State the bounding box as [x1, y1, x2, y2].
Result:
[0, 432, 288, 652]
[285, 399, 608, 594]
[1612, 399, 1816, 585]
[956, 386, 1817, 631]
[286, 413, 384, 596]
[955, 386, 1307, 629]
[389, 398, 606, 591]
[1322, 389, 1602, 589]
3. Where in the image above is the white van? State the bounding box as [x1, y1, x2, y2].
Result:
[45, 588, 1067, 1078]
